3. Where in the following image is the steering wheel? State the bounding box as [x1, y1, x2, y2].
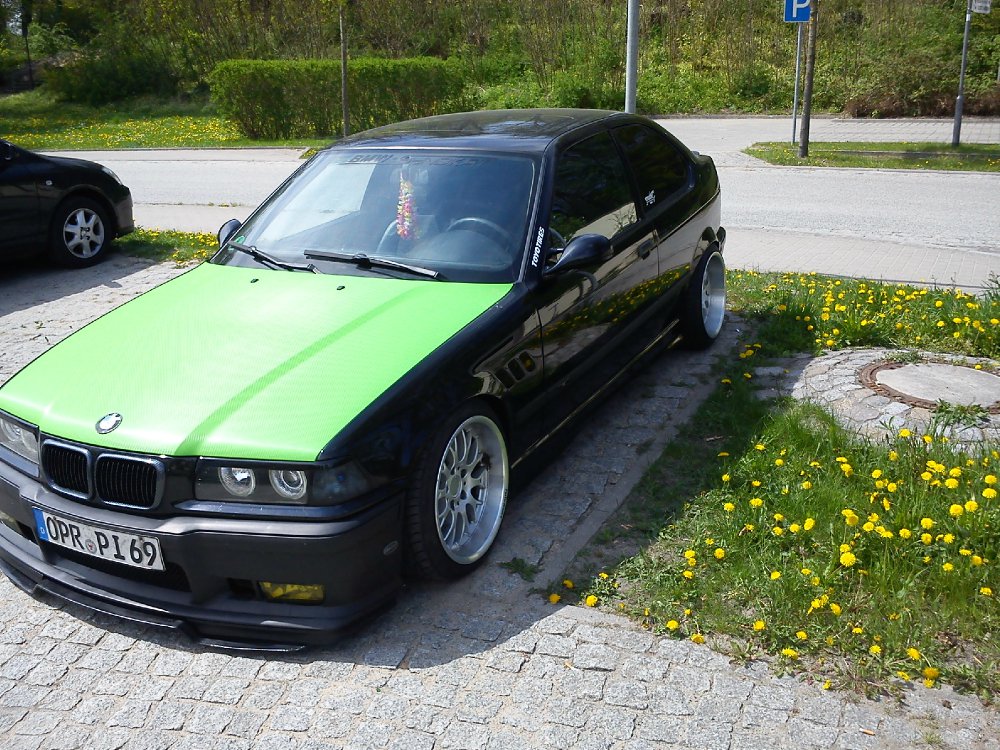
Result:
[374, 219, 399, 256]
[446, 216, 513, 248]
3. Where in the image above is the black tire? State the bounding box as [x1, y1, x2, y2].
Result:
[48, 197, 112, 268]
[681, 249, 726, 349]
[405, 401, 509, 580]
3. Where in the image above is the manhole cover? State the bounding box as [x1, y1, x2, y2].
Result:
[859, 361, 1000, 413]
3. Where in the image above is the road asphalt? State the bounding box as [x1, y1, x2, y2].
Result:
[49, 115, 1000, 292]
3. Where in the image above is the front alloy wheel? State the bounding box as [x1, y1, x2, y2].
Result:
[49, 197, 111, 267]
[407, 403, 509, 579]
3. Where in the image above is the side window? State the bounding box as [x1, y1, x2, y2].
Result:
[613, 124, 690, 209]
[550, 131, 637, 247]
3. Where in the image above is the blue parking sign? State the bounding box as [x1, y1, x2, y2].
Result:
[785, 0, 811, 22]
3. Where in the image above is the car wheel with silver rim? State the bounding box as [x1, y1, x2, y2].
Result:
[682, 248, 726, 349]
[49, 197, 111, 267]
[406, 402, 508, 579]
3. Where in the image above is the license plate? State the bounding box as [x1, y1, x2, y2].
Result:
[33, 508, 165, 572]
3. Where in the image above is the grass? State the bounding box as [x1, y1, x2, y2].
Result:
[116, 228, 218, 265]
[0, 89, 331, 150]
[746, 141, 1000, 172]
[560, 272, 1000, 701]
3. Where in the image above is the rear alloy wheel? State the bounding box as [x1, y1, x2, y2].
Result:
[49, 197, 111, 267]
[682, 249, 726, 349]
[406, 403, 509, 580]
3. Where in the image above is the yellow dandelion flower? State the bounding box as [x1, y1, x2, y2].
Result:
[722, 473, 731, 482]
[829, 603, 842, 616]
[753, 620, 766, 631]
[949, 504, 964, 517]
[548, 593, 561, 604]
[750, 497, 763, 508]
[770, 571, 781, 580]
[899, 528, 912, 539]
[691, 633, 705, 644]
[682, 570, 695, 580]
[888, 451, 899, 461]
[772, 526, 784, 537]
[942, 562, 954, 572]
[801, 481, 813, 490]
[840, 551, 857, 567]
[981, 587, 994, 597]
[983, 488, 997, 500]
[713, 548, 726, 560]
[795, 630, 807, 640]
[666, 619, 679, 630]
[780, 647, 799, 659]
[563, 579, 575, 589]
[920, 517, 935, 530]
[972, 555, 984, 566]
[945, 478, 959, 490]
[965, 500, 979, 513]
[906, 647, 921, 660]
[922, 667, 940, 680]
[985, 475, 998, 485]
[584, 594, 598, 607]
[921, 533, 933, 545]
[899, 429, 911, 438]
[598, 572, 610, 580]
[723, 502, 735, 512]
[869, 644, 882, 656]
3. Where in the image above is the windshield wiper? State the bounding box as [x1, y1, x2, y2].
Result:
[228, 241, 321, 274]
[303, 250, 441, 280]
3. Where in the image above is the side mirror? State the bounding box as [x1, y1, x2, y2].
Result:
[543, 233, 611, 277]
[217, 218, 242, 248]
[0, 141, 14, 161]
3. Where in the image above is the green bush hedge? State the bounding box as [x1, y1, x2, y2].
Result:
[209, 57, 468, 139]
[47, 47, 178, 106]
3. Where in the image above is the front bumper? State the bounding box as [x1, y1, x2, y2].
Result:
[0, 460, 403, 647]
[114, 192, 135, 238]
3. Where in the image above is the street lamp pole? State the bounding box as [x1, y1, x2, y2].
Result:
[952, 0, 973, 147]
[624, 0, 639, 113]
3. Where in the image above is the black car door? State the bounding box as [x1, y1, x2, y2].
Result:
[0, 142, 43, 257]
[612, 124, 701, 311]
[535, 129, 661, 430]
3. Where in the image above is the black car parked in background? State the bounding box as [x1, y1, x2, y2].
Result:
[0, 139, 134, 267]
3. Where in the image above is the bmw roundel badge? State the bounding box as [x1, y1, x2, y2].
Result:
[95, 413, 123, 434]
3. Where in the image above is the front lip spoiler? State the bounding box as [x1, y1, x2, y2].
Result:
[0, 553, 311, 652]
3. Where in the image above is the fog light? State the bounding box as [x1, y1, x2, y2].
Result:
[258, 581, 325, 604]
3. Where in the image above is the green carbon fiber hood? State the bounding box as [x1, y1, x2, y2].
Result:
[0, 263, 511, 461]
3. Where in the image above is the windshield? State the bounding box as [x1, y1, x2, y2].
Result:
[213, 150, 537, 282]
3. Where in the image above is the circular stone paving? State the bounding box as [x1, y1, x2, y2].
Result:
[751, 348, 1000, 445]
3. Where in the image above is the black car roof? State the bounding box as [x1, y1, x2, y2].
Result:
[337, 109, 637, 153]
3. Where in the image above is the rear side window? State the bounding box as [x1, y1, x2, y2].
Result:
[613, 124, 690, 210]
[550, 131, 637, 244]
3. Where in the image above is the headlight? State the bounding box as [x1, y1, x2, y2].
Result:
[0, 413, 40, 465]
[101, 165, 123, 185]
[219, 467, 256, 497]
[194, 459, 372, 506]
[269, 469, 307, 501]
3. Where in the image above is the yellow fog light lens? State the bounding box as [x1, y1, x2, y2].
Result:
[258, 582, 324, 604]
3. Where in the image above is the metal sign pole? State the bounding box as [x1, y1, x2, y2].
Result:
[952, 0, 973, 147]
[624, 0, 639, 114]
[792, 23, 804, 144]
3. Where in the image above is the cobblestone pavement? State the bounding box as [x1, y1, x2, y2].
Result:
[1, 258, 998, 749]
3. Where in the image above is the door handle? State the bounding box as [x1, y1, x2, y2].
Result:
[637, 239, 655, 259]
